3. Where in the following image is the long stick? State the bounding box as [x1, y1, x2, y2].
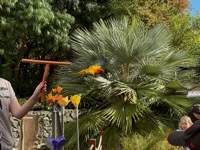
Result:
[52, 105, 57, 139]
[21, 59, 71, 103]
[61, 106, 65, 150]
[22, 59, 71, 65]
[76, 108, 80, 150]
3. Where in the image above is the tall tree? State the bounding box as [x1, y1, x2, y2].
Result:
[108, 0, 189, 27]
[53, 17, 197, 149]
[0, 0, 74, 94]
[56, 0, 112, 29]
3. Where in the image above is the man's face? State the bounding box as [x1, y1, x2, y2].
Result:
[193, 113, 200, 119]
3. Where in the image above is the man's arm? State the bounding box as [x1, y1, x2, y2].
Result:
[9, 82, 46, 119]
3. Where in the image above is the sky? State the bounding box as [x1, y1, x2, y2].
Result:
[190, 0, 200, 16]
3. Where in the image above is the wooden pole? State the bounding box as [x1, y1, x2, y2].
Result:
[21, 59, 71, 103]
[21, 59, 71, 65]
[76, 108, 80, 150]
[52, 105, 57, 139]
[21, 58, 71, 147]
[61, 106, 65, 150]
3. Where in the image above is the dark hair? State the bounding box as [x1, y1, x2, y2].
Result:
[192, 104, 200, 114]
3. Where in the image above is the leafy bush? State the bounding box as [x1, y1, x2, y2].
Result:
[121, 132, 179, 150]
[18, 98, 27, 105]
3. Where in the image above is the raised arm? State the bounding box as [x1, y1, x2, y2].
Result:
[9, 82, 46, 119]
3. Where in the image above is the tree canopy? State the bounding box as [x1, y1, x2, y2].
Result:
[0, 0, 74, 95]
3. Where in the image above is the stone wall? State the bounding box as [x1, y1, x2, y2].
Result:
[11, 109, 76, 150]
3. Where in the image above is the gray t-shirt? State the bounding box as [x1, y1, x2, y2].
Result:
[0, 78, 17, 149]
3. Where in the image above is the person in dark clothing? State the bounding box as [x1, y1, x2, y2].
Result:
[188, 104, 200, 123]
[168, 120, 200, 150]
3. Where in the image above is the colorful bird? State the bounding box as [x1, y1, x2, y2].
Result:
[78, 64, 104, 75]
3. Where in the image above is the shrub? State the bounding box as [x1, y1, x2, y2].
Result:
[121, 132, 179, 150]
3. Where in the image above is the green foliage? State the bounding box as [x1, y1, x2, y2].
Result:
[107, 0, 189, 27]
[121, 132, 179, 150]
[168, 13, 200, 52]
[0, 0, 74, 62]
[0, 0, 74, 96]
[53, 17, 198, 149]
[0, 0, 200, 148]
[168, 13, 200, 85]
[18, 98, 26, 105]
[64, 111, 105, 149]
[63, 0, 111, 28]
[0, 0, 74, 50]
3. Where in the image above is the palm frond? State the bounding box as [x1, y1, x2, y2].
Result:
[52, 16, 196, 149]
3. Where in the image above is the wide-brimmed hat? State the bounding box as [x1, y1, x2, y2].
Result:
[168, 120, 200, 150]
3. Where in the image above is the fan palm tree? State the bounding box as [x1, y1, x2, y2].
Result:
[52, 16, 196, 149]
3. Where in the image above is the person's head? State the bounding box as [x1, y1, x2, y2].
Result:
[192, 104, 200, 120]
[178, 116, 193, 130]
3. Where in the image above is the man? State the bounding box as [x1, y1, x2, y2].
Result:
[0, 78, 46, 149]
[168, 119, 200, 150]
[188, 104, 200, 123]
